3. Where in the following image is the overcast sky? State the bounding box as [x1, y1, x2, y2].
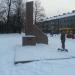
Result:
[39, 0, 75, 17]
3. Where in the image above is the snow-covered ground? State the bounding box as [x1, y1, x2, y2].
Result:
[0, 33, 75, 75]
[15, 34, 75, 63]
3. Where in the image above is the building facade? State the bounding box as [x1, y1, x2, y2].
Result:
[37, 12, 75, 33]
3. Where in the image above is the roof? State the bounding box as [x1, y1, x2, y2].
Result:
[59, 28, 75, 31]
[45, 12, 75, 21]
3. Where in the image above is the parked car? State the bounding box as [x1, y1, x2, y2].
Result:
[67, 34, 75, 39]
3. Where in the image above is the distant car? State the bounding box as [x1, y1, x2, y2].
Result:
[67, 34, 75, 39]
[72, 34, 75, 39]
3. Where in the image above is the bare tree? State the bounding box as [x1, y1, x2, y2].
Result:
[0, 0, 7, 22]
[0, 0, 16, 23]
[34, 0, 45, 24]
[14, 0, 24, 33]
[0, 0, 25, 33]
[6, 0, 12, 24]
[5, 0, 23, 32]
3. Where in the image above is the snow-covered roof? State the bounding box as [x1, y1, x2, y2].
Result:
[45, 12, 75, 21]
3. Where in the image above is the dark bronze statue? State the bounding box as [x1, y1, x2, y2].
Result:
[58, 31, 68, 52]
[61, 32, 65, 49]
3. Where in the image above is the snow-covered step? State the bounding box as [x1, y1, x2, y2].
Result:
[14, 44, 71, 64]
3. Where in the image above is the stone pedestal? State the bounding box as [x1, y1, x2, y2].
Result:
[22, 35, 36, 46]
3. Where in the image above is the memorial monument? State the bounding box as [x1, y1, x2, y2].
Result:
[22, 1, 48, 46]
